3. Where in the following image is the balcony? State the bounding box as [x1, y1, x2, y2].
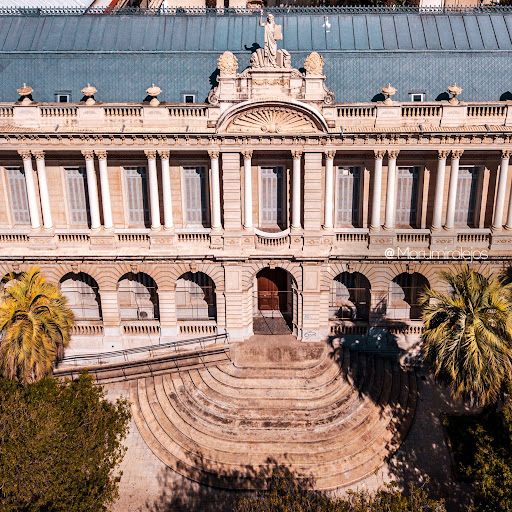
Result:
[121, 320, 160, 336]
[255, 228, 290, 250]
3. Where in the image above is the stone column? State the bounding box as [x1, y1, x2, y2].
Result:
[444, 149, 463, 230]
[493, 150, 511, 230]
[242, 150, 253, 229]
[209, 150, 222, 230]
[323, 150, 336, 230]
[81, 150, 101, 230]
[431, 150, 450, 230]
[370, 150, 386, 231]
[158, 150, 173, 230]
[291, 150, 302, 230]
[145, 150, 161, 230]
[95, 151, 113, 230]
[32, 151, 53, 230]
[18, 150, 41, 230]
[383, 149, 399, 230]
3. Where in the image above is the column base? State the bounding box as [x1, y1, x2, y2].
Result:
[430, 230, 456, 248]
[90, 231, 116, 249]
[29, 231, 56, 250]
[490, 230, 512, 250]
[150, 230, 176, 248]
[368, 232, 394, 248]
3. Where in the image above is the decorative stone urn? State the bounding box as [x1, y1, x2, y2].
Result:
[81, 83, 97, 105]
[146, 84, 162, 106]
[448, 83, 463, 105]
[17, 83, 33, 105]
[381, 83, 397, 105]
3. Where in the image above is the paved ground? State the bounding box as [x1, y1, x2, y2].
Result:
[105, 336, 474, 512]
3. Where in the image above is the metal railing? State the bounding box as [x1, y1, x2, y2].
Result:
[1, 6, 511, 16]
[58, 332, 229, 367]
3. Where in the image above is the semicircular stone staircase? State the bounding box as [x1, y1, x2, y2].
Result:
[130, 336, 417, 491]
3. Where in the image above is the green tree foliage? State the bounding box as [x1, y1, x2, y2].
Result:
[421, 265, 512, 406]
[466, 404, 512, 512]
[0, 371, 130, 512]
[233, 468, 445, 512]
[0, 267, 74, 385]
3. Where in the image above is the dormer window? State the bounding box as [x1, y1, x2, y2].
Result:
[55, 91, 71, 103]
[409, 92, 425, 102]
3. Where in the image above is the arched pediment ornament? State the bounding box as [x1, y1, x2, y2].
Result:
[220, 103, 327, 134]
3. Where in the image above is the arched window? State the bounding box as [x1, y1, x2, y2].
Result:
[175, 272, 216, 321]
[389, 272, 429, 320]
[330, 272, 371, 321]
[60, 273, 102, 320]
[118, 273, 159, 321]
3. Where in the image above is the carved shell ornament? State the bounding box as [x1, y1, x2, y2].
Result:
[217, 51, 238, 76]
[227, 107, 318, 134]
[304, 52, 325, 76]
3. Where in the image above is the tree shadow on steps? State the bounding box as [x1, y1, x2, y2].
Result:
[325, 319, 412, 408]
[143, 457, 317, 512]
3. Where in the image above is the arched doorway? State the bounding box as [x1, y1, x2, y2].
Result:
[254, 268, 295, 335]
[389, 272, 429, 320]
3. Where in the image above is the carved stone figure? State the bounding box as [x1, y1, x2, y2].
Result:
[259, 13, 282, 67]
[217, 51, 238, 76]
[304, 52, 325, 76]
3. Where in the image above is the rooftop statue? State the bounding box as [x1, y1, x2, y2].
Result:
[259, 12, 282, 67]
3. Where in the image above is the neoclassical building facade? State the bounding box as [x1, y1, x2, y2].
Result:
[1, 9, 511, 360]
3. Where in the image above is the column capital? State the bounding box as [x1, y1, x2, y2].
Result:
[95, 150, 107, 160]
[438, 149, 450, 159]
[502, 149, 512, 159]
[158, 150, 170, 160]
[291, 150, 303, 160]
[144, 150, 157, 160]
[374, 149, 386, 160]
[451, 149, 464, 159]
[324, 150, 336, 160]
[32, 150, 45, 160]
[81, 150, 95, 161]
[18, 150, 32, 160]
[208, 150, 220, 160]
[241, 150, 253, 160]
[387, 149, 400, 159]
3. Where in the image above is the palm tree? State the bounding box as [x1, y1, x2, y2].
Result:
[421, 265, 512, 407]
[0, 267, 74, 385]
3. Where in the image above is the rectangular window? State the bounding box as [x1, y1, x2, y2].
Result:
[66, 167, 90, 226]
[336, 166, 360, 226]
[260, 166, 284, 226]
[395, 166, 419, 226]
[454, 166, 478, 226]
[6, 167, 30, 225]
[410, 93, 425, 102]
[184, 166, 209, 227]
[125, 167, 150, 226]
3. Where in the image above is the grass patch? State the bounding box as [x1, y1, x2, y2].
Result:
[444, 413, 505, 479]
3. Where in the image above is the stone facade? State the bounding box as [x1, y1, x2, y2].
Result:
[1, 42, 511, 361]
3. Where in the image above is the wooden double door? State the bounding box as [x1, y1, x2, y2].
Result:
[257, 268, 289, 312]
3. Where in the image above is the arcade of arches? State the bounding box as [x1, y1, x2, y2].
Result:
[2, 260, 497, 358]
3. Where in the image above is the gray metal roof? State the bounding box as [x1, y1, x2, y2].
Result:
[2, 11, 512, 52]
[0, 10, 511, 103]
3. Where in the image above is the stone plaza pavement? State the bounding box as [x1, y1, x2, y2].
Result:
[105, 336, 473, 512]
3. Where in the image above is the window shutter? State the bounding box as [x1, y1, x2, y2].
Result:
[184, 166, 208, 226]
[395, 167, 419, 226]
[336, 167, 360, 226]
[260, 167, 283, 225]
[125, 167, 149, 226]
[6, 167, 31, 225]
[66, 167, 90, 225]
[454, 167, 478, 226]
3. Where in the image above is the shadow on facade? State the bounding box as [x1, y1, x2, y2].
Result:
[143, 457, 316, 512]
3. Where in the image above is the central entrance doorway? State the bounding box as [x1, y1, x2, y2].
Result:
[254, 268, 294, 335]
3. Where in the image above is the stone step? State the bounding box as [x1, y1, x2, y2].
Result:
[130, 343, 417, 492]
[154, 366, 394, 446]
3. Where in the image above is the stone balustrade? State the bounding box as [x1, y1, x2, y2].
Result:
[2, 100, 512, 133]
